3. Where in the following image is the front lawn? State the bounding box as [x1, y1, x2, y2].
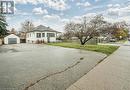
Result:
[47, 42, 119, 55]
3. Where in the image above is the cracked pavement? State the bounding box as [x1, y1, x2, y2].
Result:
[0, 44, 106, 90]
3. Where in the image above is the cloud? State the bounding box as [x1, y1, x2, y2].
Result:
[95, 0, 101, 2]
[120, 5, 130, 16]
[76, 2, 91, 7]
[15, 10, 30, 16]
[70, 13, 96, 23]
[107, 8, 120, 16]
[45, 0, 69, 11]
[107, 4, 120, 8]
[32, 7, 48, 15]
[43, 15, 61, 22]
[14, 0, 69, 11]
[38, 14, 69, 31]
[61, 19, 69, 23]
[14, 0, 37, 4]
[12, 7, 31, 16]
[107, 4, 130, 17]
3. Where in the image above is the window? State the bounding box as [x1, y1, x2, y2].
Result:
[36, 33, 41, 38]
[47, 33, 55, 37]
[42, 33, 45, 37]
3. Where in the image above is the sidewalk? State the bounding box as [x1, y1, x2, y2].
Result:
[67, 41, 130, 90]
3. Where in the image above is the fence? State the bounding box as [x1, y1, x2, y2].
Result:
[0, 39, 2, 45]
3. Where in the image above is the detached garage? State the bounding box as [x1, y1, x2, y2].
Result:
[4, 34, 20, 44]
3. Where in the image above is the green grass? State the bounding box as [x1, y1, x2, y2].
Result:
[47, 42, 119, 55]
[117, 39, 127, 43]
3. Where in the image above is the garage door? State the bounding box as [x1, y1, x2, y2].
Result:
[8, 38, 17, 44]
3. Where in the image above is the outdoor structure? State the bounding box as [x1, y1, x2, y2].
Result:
[19, 31, 26, 43]
[26, 25, 60, 43]
[4, 34, 20, 44]
[0, 39, 2, 45]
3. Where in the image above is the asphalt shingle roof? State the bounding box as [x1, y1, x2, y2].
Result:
[27, 25, 60, 33]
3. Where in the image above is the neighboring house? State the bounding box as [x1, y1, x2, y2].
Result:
[26, 25, 60, 43]
[4, 34, 20, 44]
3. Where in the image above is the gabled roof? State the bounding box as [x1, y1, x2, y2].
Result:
[27, 25, 61, 33]
[4, 34, 19, 38]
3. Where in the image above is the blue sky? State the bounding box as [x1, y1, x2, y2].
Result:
[6, 0, 130, 32]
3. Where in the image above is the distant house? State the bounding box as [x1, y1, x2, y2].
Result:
[4, 34, 20, 44]
[26, 25, 60, 43]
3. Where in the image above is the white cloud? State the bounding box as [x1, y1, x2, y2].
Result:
[120, 5, 130, 16]
[95, 0, 101, 2]
[83, 13, 97, 17]
[107, 8, 120, 16]
[107, 4, 120, 8]
[15, 10, 30, 16]
[14, 0, 69, 11]
[40, 14, 69, 31]
[77, 2, 91, 7]
[71, 13, 96, 23]
[61, 19, 69, 23]
[107, 4, 130, 17]
[43, 15, 61, 22]
[46, 0, 69, 11]
[32, 7, 48, 15]
[104, 15, 130, 24]
[14, 0, 38, 4]
[33, 19, 48, 27]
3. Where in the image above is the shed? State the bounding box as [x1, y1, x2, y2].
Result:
[4, 34, 20, 44]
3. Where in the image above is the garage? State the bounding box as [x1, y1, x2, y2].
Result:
[4, 34, 20, 44]
[8, 38, 17, 44]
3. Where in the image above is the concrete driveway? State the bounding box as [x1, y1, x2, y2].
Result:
[67, 41, 130, 90]
[0, 44, 106, 90]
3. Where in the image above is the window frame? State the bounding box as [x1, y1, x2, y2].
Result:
[42, 33, 45, 37]
[36, 33, 41, 38]
[47, 33, 55, 37]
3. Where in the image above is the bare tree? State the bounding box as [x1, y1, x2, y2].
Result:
[64, 15, 106, 45]
[64, 22, 75, 40]
[10, 28, 17, 34]
[21, 20, 34, 32]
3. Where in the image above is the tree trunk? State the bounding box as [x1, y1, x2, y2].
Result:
[80, 39, 87, 45]
[80, 37, 93, 45]
[81, 42, 85, 45]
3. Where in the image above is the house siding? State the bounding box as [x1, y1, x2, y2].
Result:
[26, 32, 56, 43]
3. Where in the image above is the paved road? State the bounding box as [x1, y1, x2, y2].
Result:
[67, 41, 130, 90]
[0, 44, 106, 90]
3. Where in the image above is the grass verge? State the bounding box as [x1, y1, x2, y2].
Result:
[47, 42, 119, 55]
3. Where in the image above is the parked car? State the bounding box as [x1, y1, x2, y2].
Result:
[110, 38, 116, 42]
[128, 38, 130, 41]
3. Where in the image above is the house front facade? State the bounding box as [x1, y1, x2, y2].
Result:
[26, 25, 60, 43]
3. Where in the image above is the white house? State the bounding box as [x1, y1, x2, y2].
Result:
[4, 34, 20, 44]
[26, 25, 60, 43]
